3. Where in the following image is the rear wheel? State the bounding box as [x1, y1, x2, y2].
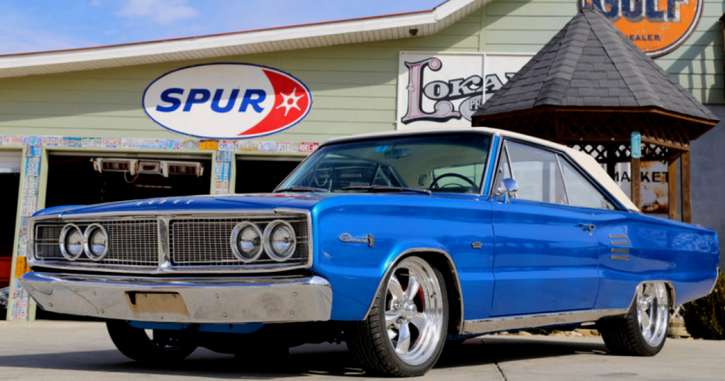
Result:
[599, 281, 670, 356]
[106, 320, 198, 362]
[348, 256, 448, 377]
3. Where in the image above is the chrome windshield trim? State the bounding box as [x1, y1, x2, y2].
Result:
[555, 154, 571, 205]
[462, 308, 628, 335]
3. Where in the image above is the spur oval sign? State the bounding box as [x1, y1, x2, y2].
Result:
[143, 63, 312, 139]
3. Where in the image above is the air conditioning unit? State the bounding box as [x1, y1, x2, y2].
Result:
[93, 159, 138, 176]
[93, 158, 203, 178]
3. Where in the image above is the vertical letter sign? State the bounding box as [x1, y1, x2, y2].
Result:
[631, 131, 642, 159]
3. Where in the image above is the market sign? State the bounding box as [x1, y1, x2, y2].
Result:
[396, 52, 532, 129]
[582, 0, 703, 57]
[143, 63, 312, 139]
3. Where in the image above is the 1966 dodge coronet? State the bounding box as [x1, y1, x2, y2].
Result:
[21, 128, 719, 376]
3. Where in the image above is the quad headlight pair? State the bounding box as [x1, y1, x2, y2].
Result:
[59, 224, 109, 261]
[230, 220, 296, 263]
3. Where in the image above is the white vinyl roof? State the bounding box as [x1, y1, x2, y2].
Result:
[0, 0, 487, 79]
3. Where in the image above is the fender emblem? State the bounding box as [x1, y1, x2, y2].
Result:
[339, 233, 374, 247]
[471, 242, 482, 249]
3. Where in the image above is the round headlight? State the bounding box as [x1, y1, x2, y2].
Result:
[264, 220, 296, 262]
[230, 222, 263, 262]
[84, 224, 108, 261]
[59, 224, 83, 260]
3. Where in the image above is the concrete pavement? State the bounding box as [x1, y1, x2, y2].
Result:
[0, 321, 723, 380]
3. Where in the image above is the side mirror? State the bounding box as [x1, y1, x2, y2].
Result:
[501, 178, 518, 203]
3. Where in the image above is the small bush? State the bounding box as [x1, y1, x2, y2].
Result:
[680, 268, 725, 340]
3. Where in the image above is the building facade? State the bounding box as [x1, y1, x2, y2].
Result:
[2, 0, 723, 320]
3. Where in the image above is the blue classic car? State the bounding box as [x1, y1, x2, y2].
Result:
[21, 128, 719, 376]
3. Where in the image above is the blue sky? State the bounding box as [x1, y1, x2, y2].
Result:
[0, 0, 445, 55]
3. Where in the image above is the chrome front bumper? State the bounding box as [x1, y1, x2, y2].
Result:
[20, 272, 332, 323]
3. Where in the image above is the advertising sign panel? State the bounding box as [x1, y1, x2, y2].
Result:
[582, 0, 704, 57]
[143, 63, 312, 139]
[612, 161, 669, 213]
[396, 52, 532, 129]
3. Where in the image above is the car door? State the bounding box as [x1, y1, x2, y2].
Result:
[489, 141, 600, 317]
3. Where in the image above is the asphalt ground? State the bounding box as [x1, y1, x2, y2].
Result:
[0, 321, 723, 380]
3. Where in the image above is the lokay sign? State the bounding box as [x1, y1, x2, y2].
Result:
[396, 52, 532, 129]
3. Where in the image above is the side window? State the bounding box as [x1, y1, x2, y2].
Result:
[558, 157, 615, 210]
[506, 141, 568, 205]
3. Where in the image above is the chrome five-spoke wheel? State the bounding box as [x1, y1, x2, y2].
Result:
[600, 281, 670, 356]
[348, 256, 448, 377]
[637, 281, 669, 347]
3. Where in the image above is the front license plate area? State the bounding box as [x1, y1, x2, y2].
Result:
[126, 292, 189, 315]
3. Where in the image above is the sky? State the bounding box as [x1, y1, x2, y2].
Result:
[0, 0, 445, 55]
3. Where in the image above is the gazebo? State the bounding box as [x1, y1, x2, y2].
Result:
[472, 4, 719, 222]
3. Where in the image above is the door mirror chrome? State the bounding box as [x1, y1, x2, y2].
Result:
[501, 178, 518, 203]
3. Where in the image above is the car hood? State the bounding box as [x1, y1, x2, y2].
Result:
[32, 193, 333, 217]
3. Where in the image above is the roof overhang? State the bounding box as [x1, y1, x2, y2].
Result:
[0, 0, 487, 79]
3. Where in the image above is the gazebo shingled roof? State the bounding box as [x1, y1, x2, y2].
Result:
[472, 3, 719, 222]
[473, 3, 718, 155]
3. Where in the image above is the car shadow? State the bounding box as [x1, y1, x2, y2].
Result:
[437, 335, 608, 368]
[0, 336, 609, 379]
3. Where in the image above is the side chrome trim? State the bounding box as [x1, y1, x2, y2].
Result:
[362, 248, 465, 334]
[610, 241, 630, 246]
[462, 308, 628, 335]
[611, 255, 630, 261]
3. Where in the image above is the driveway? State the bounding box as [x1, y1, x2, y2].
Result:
[0, 321, 722, 380]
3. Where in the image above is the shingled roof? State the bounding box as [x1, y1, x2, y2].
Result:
[473, 3, 718, 127]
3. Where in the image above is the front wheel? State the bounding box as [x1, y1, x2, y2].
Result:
[106, 320, 198, 362]
[599, 281, 670, 356]
[347, 256, 448, 377]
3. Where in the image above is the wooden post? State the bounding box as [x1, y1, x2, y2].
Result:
[631, 158, 642, 209]
[681, 152, 692, 223]
[606, 144, 617, 180]
[668, 159, 678, 221]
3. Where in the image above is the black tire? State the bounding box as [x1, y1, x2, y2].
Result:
[348, 257, 448, 377]
[106, 320, 198, 362]
[599, 282, 670, 356]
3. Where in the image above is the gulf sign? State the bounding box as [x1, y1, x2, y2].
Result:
[143, 63, 312, 139]
[582, 0, 703, 57]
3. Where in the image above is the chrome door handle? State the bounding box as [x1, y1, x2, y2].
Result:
[579, 223, 596, 232]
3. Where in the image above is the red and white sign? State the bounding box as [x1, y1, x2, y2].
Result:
[143, 63, 312, 139]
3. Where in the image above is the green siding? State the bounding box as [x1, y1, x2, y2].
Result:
[0, 0, 721, 143]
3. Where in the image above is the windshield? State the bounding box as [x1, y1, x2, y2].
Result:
[277, 133, 491, 194]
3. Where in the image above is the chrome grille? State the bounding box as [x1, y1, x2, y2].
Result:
[170, 217, 309, 267]
[34, 220, 159, 266]
[30, 212, 311, 273]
